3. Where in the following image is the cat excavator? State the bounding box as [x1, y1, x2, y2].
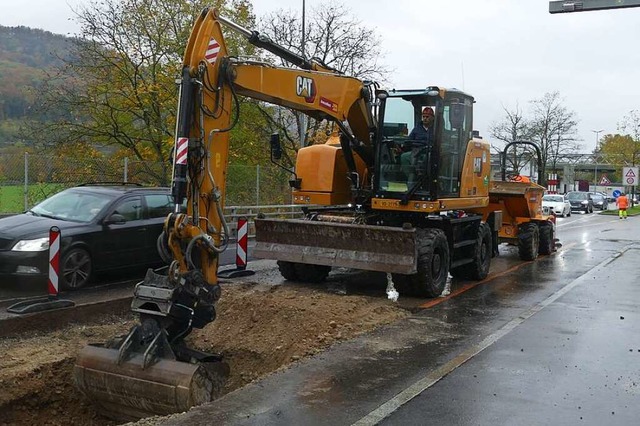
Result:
[73, 7, 554, 421]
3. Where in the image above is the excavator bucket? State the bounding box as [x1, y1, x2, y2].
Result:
[254, 218, 418, 274]
[73, 327, 229, 421]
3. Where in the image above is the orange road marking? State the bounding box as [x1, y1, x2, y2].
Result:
[418, 241, 577, 309]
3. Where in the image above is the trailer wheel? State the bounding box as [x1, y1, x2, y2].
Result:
[518, 222, 539, 261]
[538, 222, 554, 255]
[392, 228, 450, 298]
[294, 263, 331, 283]
[277, 261, 299, 281]
[451, 222, 492, 280]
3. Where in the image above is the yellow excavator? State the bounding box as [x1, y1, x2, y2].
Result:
[73, 7, 555, 421]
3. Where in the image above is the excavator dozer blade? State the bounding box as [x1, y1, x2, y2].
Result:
[73, 344, 227, 422]
[254, 218, 418, 274]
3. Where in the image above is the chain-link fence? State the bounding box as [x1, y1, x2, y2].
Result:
[0, 152, 293, 213]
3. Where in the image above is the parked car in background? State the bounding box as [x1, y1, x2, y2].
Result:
[589, 192, 609, 210]
[542, 194, 571, 217]
[0, 184, 176, 290]
[565, 191, 594, 214]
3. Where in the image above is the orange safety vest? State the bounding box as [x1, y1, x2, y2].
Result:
[617, 195, 629, 209]
[511, 175, 531, 183]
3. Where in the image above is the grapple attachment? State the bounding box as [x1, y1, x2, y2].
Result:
[254, 218, 418, 274]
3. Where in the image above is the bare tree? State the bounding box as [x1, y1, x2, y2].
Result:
[529, 91, 581, 185]
[258, 1, 389, 152]
[489, 103, 535, 176]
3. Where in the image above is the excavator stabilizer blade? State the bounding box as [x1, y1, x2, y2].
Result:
[73, 344, 228, 422]
[254, 218, 417, 274]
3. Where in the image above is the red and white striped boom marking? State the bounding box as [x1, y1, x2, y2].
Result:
[176, 137, 188, 165]
[205, 37, 221, 65]
[48, 226, 60, 298]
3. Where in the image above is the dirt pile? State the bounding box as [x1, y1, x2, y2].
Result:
[0, 280, 409, 425]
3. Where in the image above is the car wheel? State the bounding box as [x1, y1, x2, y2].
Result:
[60, 247, 92, 290]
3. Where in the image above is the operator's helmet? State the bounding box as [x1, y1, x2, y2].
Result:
[422, 107, 434, 117]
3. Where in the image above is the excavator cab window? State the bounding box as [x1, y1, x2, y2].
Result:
[438, 96, 473, 197]
[377, 96, 436, 194]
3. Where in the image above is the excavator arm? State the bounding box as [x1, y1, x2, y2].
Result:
[73, 8, 376, 421]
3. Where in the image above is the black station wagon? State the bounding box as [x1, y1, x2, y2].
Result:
[0, 184, 176, 290]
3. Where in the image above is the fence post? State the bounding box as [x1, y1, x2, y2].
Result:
[124, 157, 129, 183]
[256, 164, 260, 207]
[23, 152, 29, 211]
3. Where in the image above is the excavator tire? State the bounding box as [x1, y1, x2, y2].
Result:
[392, 228, 450, 298]
[450, 222, 492, 280]
[538, 221, 555, 255]
[518, 222, 539, 261]
[277, 260, 299, 281]
[294, 263, 331, 283]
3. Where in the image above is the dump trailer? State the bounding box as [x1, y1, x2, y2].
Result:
[474, 141, 558, 260]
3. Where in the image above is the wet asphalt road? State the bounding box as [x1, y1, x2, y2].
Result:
[154, 210, 640, 426]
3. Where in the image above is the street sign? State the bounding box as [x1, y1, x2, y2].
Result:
[623, 167, 638, 186]
[599, 174, 611, 185]
[612, 189, 622, 199]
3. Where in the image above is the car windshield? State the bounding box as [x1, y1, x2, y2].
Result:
[543, 195, 564, 202]
[30, 190, 115, 223]
[591, 194, 603, 201]
[566, 192, 586, 201]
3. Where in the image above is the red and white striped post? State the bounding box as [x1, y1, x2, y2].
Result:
[547, 173, 558, 194]
[218, 216, 255, 278]
[6, 225, 75, 313]
[48, 226, 61, 300]
[235, 217, 249, 270]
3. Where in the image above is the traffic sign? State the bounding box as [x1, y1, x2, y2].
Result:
[599, 175, 611, 185]
[612, 189, 621, 198]
[623, 167, 639, 186]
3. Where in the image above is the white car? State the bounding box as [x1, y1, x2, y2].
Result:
[542, 194, 571, 217]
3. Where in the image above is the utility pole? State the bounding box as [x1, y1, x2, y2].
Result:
[299, 0, 307, 147]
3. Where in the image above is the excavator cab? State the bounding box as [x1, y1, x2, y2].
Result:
[374, 88, 475, 203]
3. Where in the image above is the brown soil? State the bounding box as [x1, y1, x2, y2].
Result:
[0, 279, 410, 425]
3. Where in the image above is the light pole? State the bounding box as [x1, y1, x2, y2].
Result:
[592, 129, 603, 192]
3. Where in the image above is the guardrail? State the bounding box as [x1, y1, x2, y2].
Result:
[224, 204, 311, 238]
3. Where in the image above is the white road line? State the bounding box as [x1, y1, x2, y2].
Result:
[351, 242, 636, 426]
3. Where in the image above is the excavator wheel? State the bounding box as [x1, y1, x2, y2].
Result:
[277, 260, 299, 281]
[450, 222, 492, 280]
[392, 228, 450, 298]
[538, 222, 555, 255]
[517, 222, 540, 261]
[294, 263, 331, 283]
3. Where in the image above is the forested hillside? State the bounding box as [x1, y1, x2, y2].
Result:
[0, 26, 73, 144]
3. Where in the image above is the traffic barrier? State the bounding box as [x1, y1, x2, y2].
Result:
[7, 226, 75, 314]
[218, 217, 255, 279]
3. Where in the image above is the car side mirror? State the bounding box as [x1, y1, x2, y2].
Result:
[104, 213, 126, 225]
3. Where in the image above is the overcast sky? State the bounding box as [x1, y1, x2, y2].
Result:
[2, 0, 640, 152]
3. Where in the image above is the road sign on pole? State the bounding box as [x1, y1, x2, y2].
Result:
[599, 174, 611, 185]
[623, 167, 638, 186]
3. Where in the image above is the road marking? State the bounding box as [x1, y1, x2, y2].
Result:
[417, 241, 577, 310]
[351, 242, 636, 426]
